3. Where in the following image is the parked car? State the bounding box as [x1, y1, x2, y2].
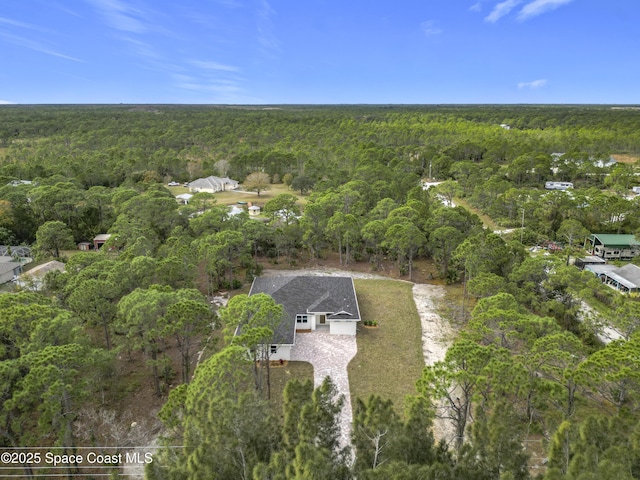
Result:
[167, 181, 180, 186]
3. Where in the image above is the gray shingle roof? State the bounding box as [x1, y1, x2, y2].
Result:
[608, 264, 640, 289]
[249, 276, 361, 345]
[0, 261, 21, 276]
[188, 176, 238, 191]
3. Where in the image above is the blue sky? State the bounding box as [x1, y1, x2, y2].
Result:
[0, 0, 637, 104]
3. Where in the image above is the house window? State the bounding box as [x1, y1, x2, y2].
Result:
[296, 315, 308, 324]
[270, 345, 277, 354]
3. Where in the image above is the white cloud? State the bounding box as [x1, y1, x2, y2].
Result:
[517, 0, 574, 21]
[469, 2, 483, 12]
[117, 35, 161, 59]
[0, 16, 37, 29]
[518, 79, 548, 89]
[485, 0, 574, 22]
[0, 16, 57, 35]
[0, 31, 83, 62]
[216, 0, 243, 7]
[51, 3, 84, 18]
[86, 0, 147, 33]
[0, 100, 15, 104]
[257, 0, 280, 54]
[421, 20, 442, 36]
[189, 60, 240, 72]
[485, 0, 522, 23]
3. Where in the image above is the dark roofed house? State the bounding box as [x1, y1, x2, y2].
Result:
[248, 276, 361, 361]
[585, 233, 640, 260]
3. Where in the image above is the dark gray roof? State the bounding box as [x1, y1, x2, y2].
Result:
[249, 276, 361, 344]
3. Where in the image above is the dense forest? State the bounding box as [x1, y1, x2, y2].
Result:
[0, 104, 640, 479]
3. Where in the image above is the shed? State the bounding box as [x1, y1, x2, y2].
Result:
[93, 234, 112, 250]
[78, 242, 91, 251]
[574, 256, 606, 270]
[176, 193, 193, 204]
[248, 205, 261, 216]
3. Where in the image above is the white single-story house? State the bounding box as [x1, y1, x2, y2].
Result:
[248, 276, 361, 361]
[186, 176, 239, 194]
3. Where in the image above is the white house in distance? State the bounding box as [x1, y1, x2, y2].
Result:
[248, 276, 361, 361]
[186, 176, 239, 194]
[545, 181, 574, 190]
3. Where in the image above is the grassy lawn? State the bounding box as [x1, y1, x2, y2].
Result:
[348, 279, 425, 416]
[268, 361, 314, 418]
[611, 153, 640, 165]
[453, 197, 500, 231]
[168, 183, 310, 208]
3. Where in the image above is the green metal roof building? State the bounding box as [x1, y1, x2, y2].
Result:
[585, 233, 640, 260]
